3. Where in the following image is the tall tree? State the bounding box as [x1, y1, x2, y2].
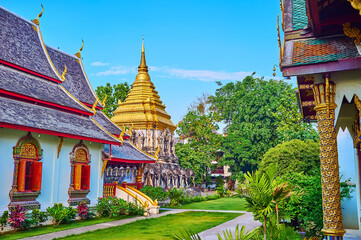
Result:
[210, 74, 318, 174]
[176, 94, 224, 184]
[95, 82, 130, 118]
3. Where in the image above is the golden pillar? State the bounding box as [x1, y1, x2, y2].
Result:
[312, 75, 345, 239]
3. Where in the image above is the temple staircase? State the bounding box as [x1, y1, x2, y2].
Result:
[115, 185, 160, 215]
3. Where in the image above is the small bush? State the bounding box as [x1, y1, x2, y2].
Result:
[140, 186, 168, 201]
[30, 208, 48, 226]
[46, 203, 76, 226]
[216, 186, 232, 197]
[8, 205, 27, 230]
[168, 188, 185, 206]
[96, 196, 143, 217]
[126, 201, 144, 216]
[206, 194, 220, 201]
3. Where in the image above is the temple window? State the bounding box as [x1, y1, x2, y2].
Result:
[9, 133, 43, 209]
[68, 141, 91, 205]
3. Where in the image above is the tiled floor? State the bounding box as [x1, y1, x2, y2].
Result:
[344, 229, 361, 240]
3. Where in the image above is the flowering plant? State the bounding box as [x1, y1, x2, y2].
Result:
[8, 205, 27, 230]
[77, 201, 89, 219]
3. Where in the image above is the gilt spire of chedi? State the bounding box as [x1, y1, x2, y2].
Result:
[111, 40, 176, 132]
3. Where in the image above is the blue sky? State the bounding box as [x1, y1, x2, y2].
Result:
[1, 0, 292, 125]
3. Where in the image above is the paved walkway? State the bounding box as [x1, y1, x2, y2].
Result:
[198, 212, 261, 240]
[20, 209, 259, 240]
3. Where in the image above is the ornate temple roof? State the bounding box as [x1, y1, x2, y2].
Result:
[281, 0, 361, 76]
[46, 46, 103, 109]
[111, 41, 176, 132]
[0, 64, 92, 114]
[104, 142, 156, 163]
[0, 96, 119, 144]
[0, 6, 121, 145]
[0, 6, 62, 82]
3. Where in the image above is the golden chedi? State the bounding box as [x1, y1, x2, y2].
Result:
[111, 41, 194, 189]
[112, 41, 176, 133]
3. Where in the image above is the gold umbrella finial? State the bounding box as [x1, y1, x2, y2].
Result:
[138, 37, 148, 71]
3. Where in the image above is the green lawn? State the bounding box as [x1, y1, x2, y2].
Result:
[172, 197, 246, 211]
[57, 211, 242, 240]
[0, 215, 133, 240]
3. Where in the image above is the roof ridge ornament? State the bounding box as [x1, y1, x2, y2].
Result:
[31, 4, 44, 26]
[60, 65, 67, 81]
[75, 39, 84, 58]
[101, 95, 107, 106]
[347, 0, 361, 15]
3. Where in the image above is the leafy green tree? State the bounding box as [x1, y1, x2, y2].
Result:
[210, 75, 318, 174]
[260, 139, 320, 176]
[176, 95, 224, 185]
[95, 82, 130, 118]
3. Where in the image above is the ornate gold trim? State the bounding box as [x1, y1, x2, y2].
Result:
[60, 65, 67, 81]
[343, 22, 361, 44]
[347, 0, 361, 15]
[57, 137, 64, 159]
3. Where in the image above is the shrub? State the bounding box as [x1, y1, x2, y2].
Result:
[126, 201, 144, 216]
[8, 205, 27, 230]
[140, 186, 168, 201]
[96, 196, 125, 217]
[168, 188, 185, 206]
[281, 170, 355, 238]
[30, 208, 48, 226]
[0, 210, 8, 230]
[206, 194, 221, 201]
[77, 201, 89, 220]
[96, 196, 143, 217]
[216, 186, 232, 197]
[260, 139, 320, 176]
[46, 203, 76, 226]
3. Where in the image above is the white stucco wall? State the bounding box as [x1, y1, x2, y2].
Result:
[0, 128, 104, 213]
[338, 128, 360, 229]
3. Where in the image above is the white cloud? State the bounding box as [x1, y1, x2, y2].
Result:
[91, 61, 110, 66]
[95, 65, 136, 76]
[95, 64, 276, 82]
[150, 66, 253, 82]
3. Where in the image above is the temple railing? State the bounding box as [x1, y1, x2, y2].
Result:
[103, 183, 116, 197]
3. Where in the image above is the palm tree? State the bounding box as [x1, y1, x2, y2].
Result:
[242, 165, 293, 240]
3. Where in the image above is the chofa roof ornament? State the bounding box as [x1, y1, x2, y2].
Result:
[31, 4, 44, 26]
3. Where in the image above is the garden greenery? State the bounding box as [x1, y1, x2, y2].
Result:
[140, 186, 168, 201]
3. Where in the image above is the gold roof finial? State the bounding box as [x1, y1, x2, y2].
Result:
[101, 95, 107, 106]
[61, 65, 67, 81]
[31, 4, 44, 26]
[138, 37, 148, 72]
[75, 39, 84, 58]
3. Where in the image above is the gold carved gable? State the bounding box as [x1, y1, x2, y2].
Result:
[75, 149, 87, 163]
[20, 143, 37, 159]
